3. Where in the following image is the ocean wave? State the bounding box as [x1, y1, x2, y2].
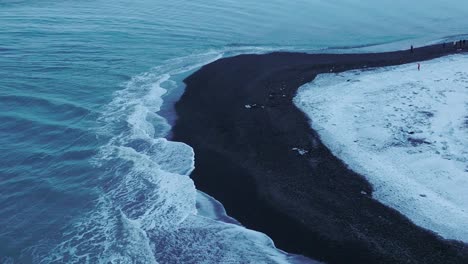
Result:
[34, 49, 310, 263]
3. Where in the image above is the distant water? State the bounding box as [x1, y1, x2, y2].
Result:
[1, 0, 467, 263]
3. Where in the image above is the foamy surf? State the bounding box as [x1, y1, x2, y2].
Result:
[295, 54, 468, 242]
[36, 50, 317, 263]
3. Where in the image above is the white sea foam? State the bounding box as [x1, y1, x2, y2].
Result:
[38, 49, 318, 263]
[294, 54, 468, 242]
[196, 191, 241, 225]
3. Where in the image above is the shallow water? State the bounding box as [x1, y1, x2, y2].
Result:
[1, 0, 468, 263]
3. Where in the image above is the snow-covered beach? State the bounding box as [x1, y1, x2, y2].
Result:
[174, 44, 468, 263]
[295, 54, 468, 242]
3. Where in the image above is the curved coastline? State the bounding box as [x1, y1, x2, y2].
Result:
[172, 44, 468, 263]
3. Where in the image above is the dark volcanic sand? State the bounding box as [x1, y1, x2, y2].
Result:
[172, 44, 468, 264]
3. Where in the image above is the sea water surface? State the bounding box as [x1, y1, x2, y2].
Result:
[1, 0, 468, 263]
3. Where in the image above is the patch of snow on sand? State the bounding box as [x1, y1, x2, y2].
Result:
[294, 54, 468, 242]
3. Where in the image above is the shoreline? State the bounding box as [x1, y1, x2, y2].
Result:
[172, 43, 468, 263]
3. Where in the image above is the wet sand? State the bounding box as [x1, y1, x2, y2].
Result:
[172, 43, 468, 264]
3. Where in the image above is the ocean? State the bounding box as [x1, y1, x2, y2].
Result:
[1, 0, 467, 263]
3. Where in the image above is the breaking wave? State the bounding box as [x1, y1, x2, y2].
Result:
[34, 49, 315, 264]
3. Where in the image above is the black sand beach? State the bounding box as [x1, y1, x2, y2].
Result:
[172, 44, 468, 264]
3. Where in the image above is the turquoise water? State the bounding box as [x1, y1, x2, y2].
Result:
[1, 0, 467, 263]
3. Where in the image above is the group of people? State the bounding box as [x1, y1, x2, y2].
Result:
[411, 39, 467, 53]
[454, 39, 466, 48]
[441, 39, 466, 49]
[409, 39, 467, 71]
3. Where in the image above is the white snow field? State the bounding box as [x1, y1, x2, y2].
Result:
[294, 54, 468, 242]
